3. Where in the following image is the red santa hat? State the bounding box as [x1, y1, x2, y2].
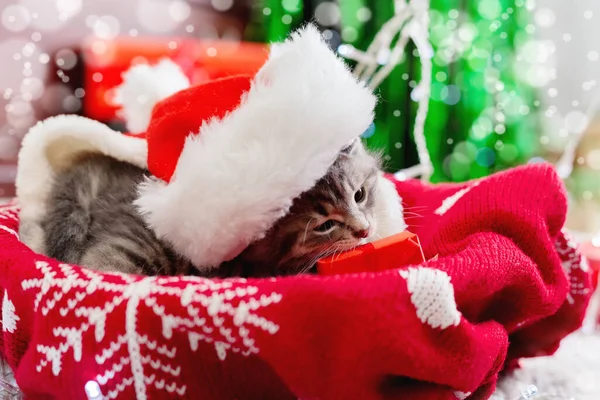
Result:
[16, 25, 380, 270]
[144, 74, 252, 183]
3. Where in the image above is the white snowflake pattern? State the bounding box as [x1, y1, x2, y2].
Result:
[2, 291, 20, 334]
[556, 230, 591, 304]
[21, 261, 282, 400]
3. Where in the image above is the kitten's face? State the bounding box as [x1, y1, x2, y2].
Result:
[240, 140, 381, 275]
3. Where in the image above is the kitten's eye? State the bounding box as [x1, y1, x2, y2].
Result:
[354, 187, 366, 203]
[314, 220, 336, 233]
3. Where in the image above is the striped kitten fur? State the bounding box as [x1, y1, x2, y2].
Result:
[42, 153, 195, 276]
[42, 140, 382, 277]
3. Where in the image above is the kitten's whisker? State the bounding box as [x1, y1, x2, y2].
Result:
[331, 248, 342, 262]
[403, 205, 428, 210]
[403, 211, 424, 217]
[299, 255, 321, 275]
[298, 244, 337, 275]
[302, 217, 316, 244]
[298, 254, 319, 275]
[319, 245, 335, 260]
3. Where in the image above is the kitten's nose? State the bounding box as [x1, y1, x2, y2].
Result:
[353, 228, 370, 239]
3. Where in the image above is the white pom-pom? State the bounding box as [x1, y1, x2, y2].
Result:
[116, 59, 190, 133]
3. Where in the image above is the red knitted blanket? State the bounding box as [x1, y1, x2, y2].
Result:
[0, 164, 591, 400]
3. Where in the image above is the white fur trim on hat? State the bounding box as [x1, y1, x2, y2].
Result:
[16, 115, 147, 253]
[372, 174, 407, 239]
[116, 59, 190, 133]
[135, 25, 378, 270]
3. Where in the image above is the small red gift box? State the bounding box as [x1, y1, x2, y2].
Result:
[317, 231, 426, 276]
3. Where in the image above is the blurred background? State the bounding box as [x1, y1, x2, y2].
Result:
[0, 0, 599, 233]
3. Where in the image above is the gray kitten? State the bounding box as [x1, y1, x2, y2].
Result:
[41, 140, 381, 277]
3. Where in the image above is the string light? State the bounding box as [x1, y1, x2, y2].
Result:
[339, 0, 434, 181]
[515, 385, 538, 399]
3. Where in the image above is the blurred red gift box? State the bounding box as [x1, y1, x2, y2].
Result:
[80, 37, 269, 123]
[317, 231, 426, 276]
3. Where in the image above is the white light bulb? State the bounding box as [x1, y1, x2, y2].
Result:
[84, 380, 103, 400]
[519, 385, 538, 399]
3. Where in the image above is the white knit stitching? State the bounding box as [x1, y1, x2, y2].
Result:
[125, 278, 151, 400]
[434, 182, 480, 216]
[399, 267, 461, 329]
[454, 390, 471, 399]
[0, 225, 19, 239]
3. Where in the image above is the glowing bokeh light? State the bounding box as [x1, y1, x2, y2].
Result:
[564, 110, 589, 134]
[314, 2, 340, 26]
[2, 4, 31, 32]
[169, 1, 190, 22]
[211, 0, 233, 12]
[534, 8, 555, 28]
[137, 0, 182, 33]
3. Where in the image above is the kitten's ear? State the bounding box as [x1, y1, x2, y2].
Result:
[340, 138, 361, 155]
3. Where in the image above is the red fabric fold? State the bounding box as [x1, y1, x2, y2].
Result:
[0, 164, 591, 400]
